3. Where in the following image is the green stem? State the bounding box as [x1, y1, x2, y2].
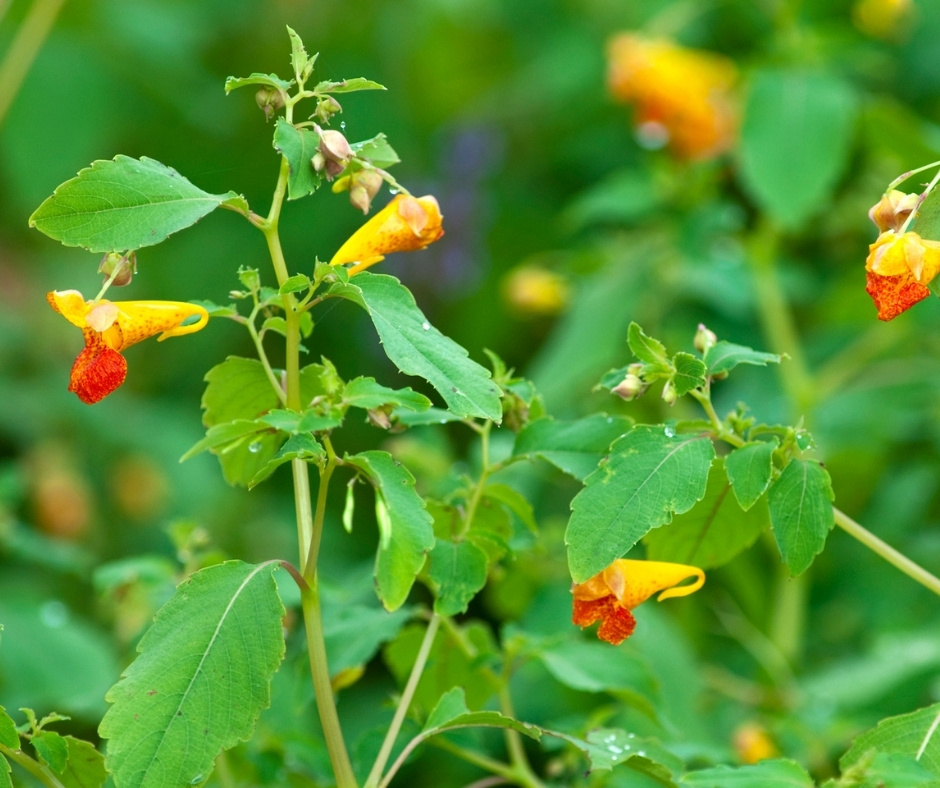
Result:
[461, 422, 492, 536]
[498, 664, 544, 788]
[431, 739, 515, 780]
[833, 508, 940, 597]
[364, 615, 441, 788]
[0, 0, 67, 126]
[0, 744, 67, 788]
[246, 308, 287, 406]
[301, 584, 358, 788]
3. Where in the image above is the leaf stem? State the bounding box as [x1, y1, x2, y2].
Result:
[246, 304, 287, 406]
[833, 507, 940, 597]
[364, 614, 441, 788]
[0, 0, 68, 126]
[431, 739, 516, 780]
[0, 744, 67, 788]
[304, 446, 335, 579]
[461, 421, 492, 536]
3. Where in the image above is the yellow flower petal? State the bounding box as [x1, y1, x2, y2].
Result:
[602, 558, 705, 609]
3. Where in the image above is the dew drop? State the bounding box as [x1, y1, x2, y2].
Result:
[609, 745, 623, 754]
[664, 425, 676, 437]
[340, 121, 346, 129]
[422, 321, 430, 330]
[637, 750, 646, 757]
[248, 441, 262, 453]
[389, 187, 399, 194]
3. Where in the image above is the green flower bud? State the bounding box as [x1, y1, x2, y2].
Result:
[694, 323, 717, 354]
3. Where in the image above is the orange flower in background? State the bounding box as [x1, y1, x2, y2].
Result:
[607, 33, 737, 160]
[501, 266, 570, 316]
[864, 230, 940, 321]
[330, 194, 444, 275]
[48, 290, 209, 404]
[572, 558, 705, 645]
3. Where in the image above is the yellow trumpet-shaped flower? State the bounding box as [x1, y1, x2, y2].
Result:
[571, 559, 705, 645]
[47, 290, 209, 404]
[864, 230, 940, 321]
[330, 194, 444, 275]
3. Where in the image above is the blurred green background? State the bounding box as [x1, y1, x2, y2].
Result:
[4, 0, 940, 785]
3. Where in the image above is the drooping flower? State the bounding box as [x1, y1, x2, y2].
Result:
[329, 194, 444, 275]
[607, 33, 737, 160]
[571, 558, 705, 645]
[868, 190, 919, 233]
[47, 290, 209, 404]
[864, 230, 940, 321]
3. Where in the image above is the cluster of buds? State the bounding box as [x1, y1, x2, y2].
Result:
[98, 251, 137, 288]
[311, 124, 353, 180]
[313, 96, 342, 125]
[255, 87, 285, 122]
[611, 363, 645, 401]
[332, 169, 384, 214]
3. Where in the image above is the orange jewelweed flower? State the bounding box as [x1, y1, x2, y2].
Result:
[607, 33, 737, 160]
[330, 194, 444, 276]
[868, 190, 919, 233]
[864, 230, 940, 321]
[572, 559, 705, 645]
[47, 290, 209, 404]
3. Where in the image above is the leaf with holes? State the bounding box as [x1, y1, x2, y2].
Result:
[99, 561, 285, 788]
[29, 156, 248, 252]
[566, 426, 715, 583]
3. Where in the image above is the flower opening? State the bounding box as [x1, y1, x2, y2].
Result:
[47, 290, 209, 404]
[329, 194, 444, 275]
[607, 33, 737, 160]
[571, 558, 705, 645]
[864, 230, 940, 320]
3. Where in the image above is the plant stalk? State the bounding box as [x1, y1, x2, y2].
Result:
[0, 745, 67, 788]
[0, 0, 68, 126]
[364, 615, 441, 788]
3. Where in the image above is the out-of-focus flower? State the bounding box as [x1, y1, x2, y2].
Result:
[733, 723, 779, 764]
[853, 0, 912, 39]
[501, 266, 570, 316]
[868, 190, 919, 233]
[607, 33, 737, 160]
[47, 290, 209, 404]
[28, 441, 93, 540]
[572, 558, 705, 645]
[864, 230, 940, 320]
[330, 195, 444, 275]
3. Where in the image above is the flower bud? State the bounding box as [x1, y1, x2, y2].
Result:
[98, 251, 137, 287]
[612, 373, 644, 400]
[868, 190, 919, 233]
[255, 87, 285, 121]
[314, 96, 342, 124]
[693, 323, 718, 354]
[661, 379, 677, 406]
[347, 170, 384, 214]
[312, 152, 326, 172]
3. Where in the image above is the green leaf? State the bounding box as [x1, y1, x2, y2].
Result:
[553, 728, 682, 780]
[0, 756, 9, 788]
[33, 730, 68, 772]
[672, 352, 706, 396]
[840, 752, 940, 788]
[420, 687, 540, 740]
[428, 540, 488, 616]
[566, 427, 716, 583]
[483, 483, 538, 533]
[842, 703, 940, 777]
[513, 414, 633, 481]
[285, 26, 309, 82]
[190, 299, 238, 318]
[350, 134, 400, 169]
[60, 736, 107, 788]
[248, 434, 325, 489]
[0, 707, 17, 748]
[314, 77, 386, 94]
[394, 407, 463, 426]
[767, 459, 834, 576]
[224, 73, 293, 94]
[332, 273, 502, 421]
[345, 451, 435, 610]
[100, 561, 285, 788]
[738, 70, 858, 228]
[273, 119, 322, 200]
[296, 411, 344, 432]
[645, 459, 768, 570]
[279, 274, 311, 294]
[628, 322, 668, 365]
[704, 341, 782, 376]
[180, 420, 268, 462]
[538, 640, 657, 698]
[725, 440, 777, 510]
[323, 605, 413, 678]
[910, 185, 940, 243]
[682, 759, 815, 787]
[29, 156, 248, 252]
[343, 377, 431, 412]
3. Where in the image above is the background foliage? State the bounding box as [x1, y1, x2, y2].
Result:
[3, 0, 940, 786]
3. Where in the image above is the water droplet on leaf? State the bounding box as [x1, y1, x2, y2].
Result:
[248, 441, 262, 453]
